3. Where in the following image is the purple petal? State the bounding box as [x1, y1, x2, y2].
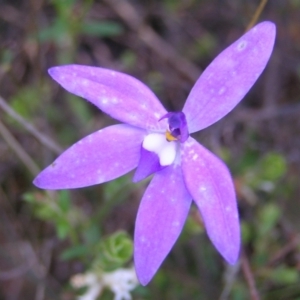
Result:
[183, 21, 276, 132]
[134, 165, 192, 285]
[48, 65, 168, 130]
[133, 147, 164, 182]
[181, 137, 240, 264]
[33, 124, 146, 189]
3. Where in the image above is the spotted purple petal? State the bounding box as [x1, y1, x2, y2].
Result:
[183, 21, 276, 133]
[181, 137, 240, 264]
[134, 165, 192, 285]
[48, 65, 168, 131]
[34, 124, 146, 189]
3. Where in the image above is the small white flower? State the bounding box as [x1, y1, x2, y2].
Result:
[71, 267, 139, 300]
[103, 267, 138, 300]
[71, 273, 103, 300]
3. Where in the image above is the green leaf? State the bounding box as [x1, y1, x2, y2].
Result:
[9, 86, 42, 120]
[241, 221, 252, 244]
[37, 18, 70, 43]
[80, 21, 123, 37]
[270, 266, 299, 284]
[259, 153, 287, 181]
[35, 206, 56, 220]
[257, 203, 280, 236]
[66, 94, 93, 126]
[56, 218, 70, 239]
[120, 51, 137, 69]
[83, 223, 101, 245]
[61, 245, 89, 261]
[58, 190, 71, 213]
[23, 192, 36, 203]
[1, 49, 13, 65]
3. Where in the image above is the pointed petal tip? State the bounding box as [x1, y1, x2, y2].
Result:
[136, 272, 151, 287]
[214, 226, 241, 266]
[32, 176, 40, 188]
[218, 226, 241, 265]
[48, 65, 70, 80]
[134, 255, 157, 286]
[48, 66, 59, 77]
[211, 224, 241, 267]
[33, 172, 44, 188]
[256, 20, 276, 39]
[32, 172, 56, 190]
[224, 247, 240, 265]
[260, 20, 276, 30]
[134, 166, 192, 287]
[183, 21, 277, 133]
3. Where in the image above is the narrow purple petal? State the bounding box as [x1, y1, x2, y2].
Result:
[33, 124, 146, 189]
[48, 65, 168, 130]
[183, 21, 276, 133]
[134, 165, 192, 285]
[181, 137, 240, 264]
[132, 147, 164, 182]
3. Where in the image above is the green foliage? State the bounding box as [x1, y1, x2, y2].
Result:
[241, 221, 252, 244]
[290, 0, 300, 7]
[194, 34, 217, 59]
[36, 0, 123, 64]
[9, 86, 43, 121]
[255, 152, 287, 182]
[226, 147, 296, 299]
[257, 203, 281, 237]
[24, 190, 82, 240]
[0, 49, 13, 71]
[183, 209, 204, 236]
[61, 245, 89, 261]
[24, 181, 135, 273]
[238, 151, 287, 195]
[93, 231, 133, 272]
[80, 21, 123, 37]
[269, 266, 299, 285]
[120, 51, 137, 69]
[146, 71, 164, 95]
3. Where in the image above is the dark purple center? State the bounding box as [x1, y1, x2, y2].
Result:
[160, 111, 189, 143]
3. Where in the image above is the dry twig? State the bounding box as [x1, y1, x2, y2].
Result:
[0, 119, 40, 175]
[246, 0, 269, 31]
[241, 251, 260, 300]
[0, 95, 62, 154]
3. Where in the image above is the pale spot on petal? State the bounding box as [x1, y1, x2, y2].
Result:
[219, 87, 226, 95]
[237, 40, 247, 51]
[172, 221, 180, 227]
[82, 79, 89, 86]
[101, 97, 108, 104]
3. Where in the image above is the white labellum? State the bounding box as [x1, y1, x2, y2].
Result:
[143, 133, 177, 166]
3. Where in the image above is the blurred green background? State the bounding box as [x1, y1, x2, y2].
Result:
[1, 0, 300, 299]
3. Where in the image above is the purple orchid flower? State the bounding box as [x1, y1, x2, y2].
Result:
[34, 21, 276, 285]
